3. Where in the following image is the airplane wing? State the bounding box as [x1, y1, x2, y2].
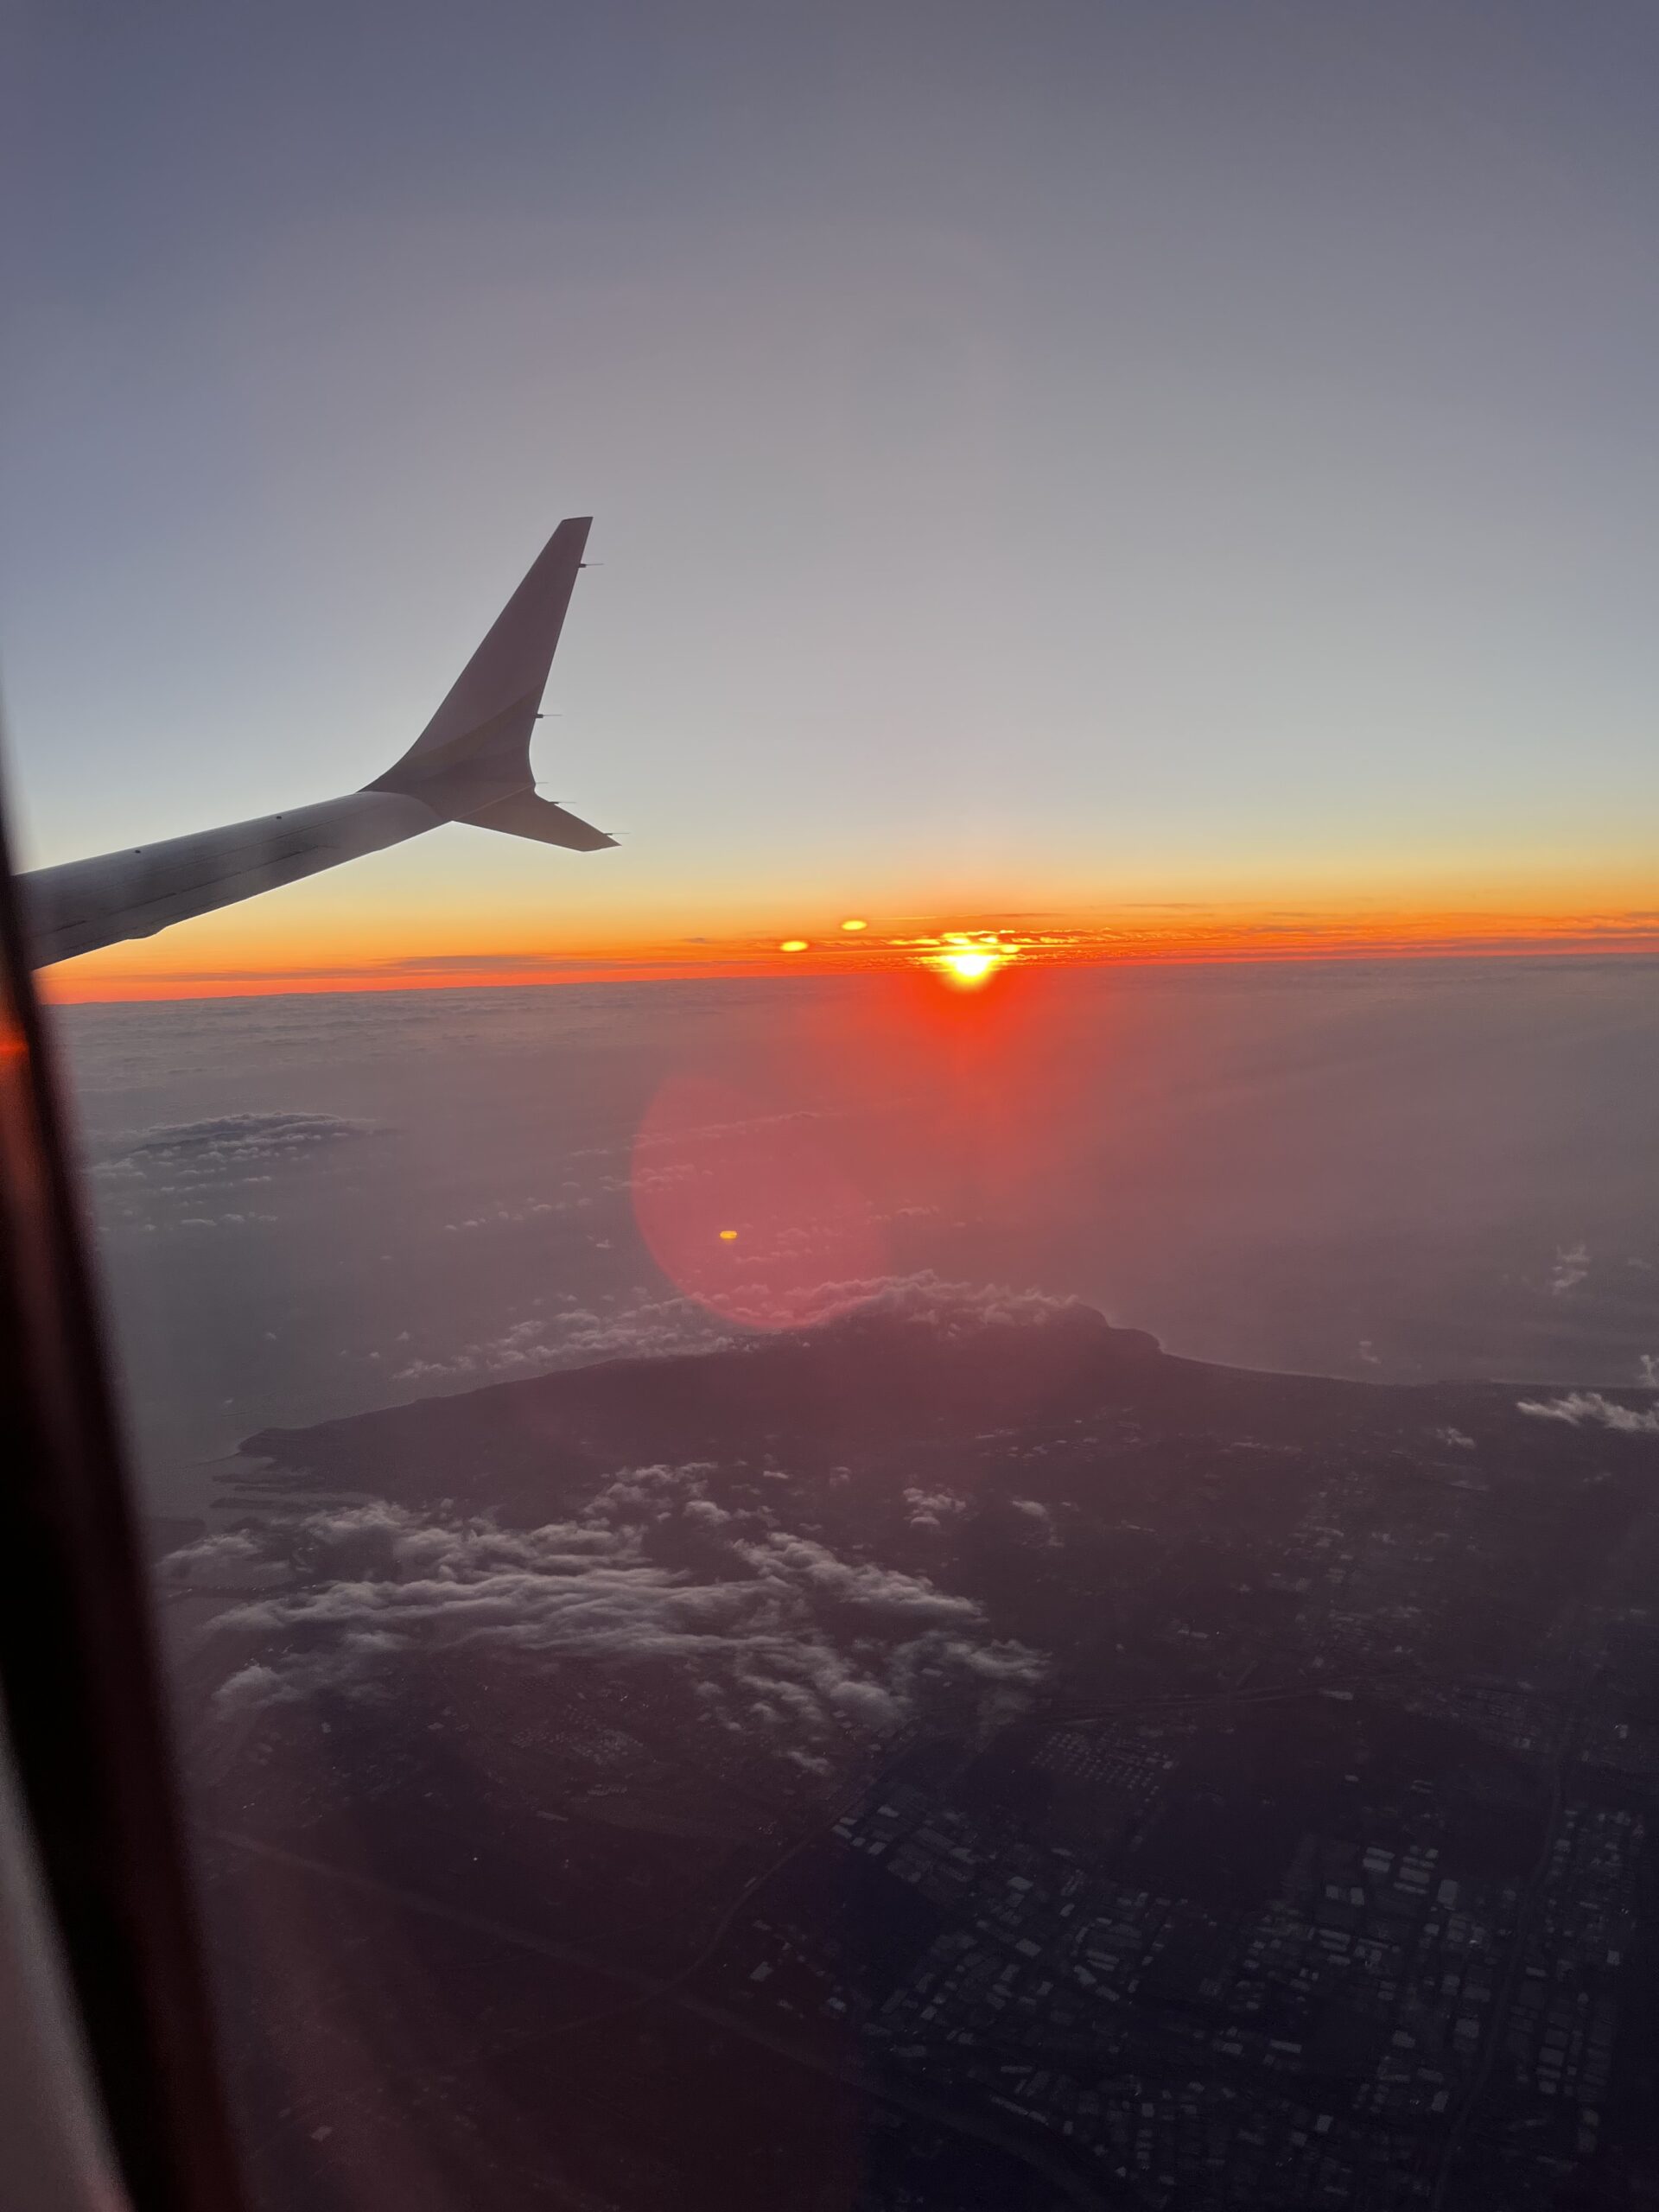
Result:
[19, 516, 612, 969]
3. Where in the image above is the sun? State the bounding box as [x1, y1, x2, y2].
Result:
[944, 950, 997, 984]
[930, 943, 1011, 990]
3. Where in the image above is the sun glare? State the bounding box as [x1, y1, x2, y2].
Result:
[929, 944, 1010, 989]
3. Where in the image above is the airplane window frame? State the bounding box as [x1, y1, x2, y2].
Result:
[0, 761, 247, 2212]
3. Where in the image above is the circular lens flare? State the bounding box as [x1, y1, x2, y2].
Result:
[632, 1076, 884, 1327]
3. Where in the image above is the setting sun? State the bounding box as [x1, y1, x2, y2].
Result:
[933, 947, 1007, 989]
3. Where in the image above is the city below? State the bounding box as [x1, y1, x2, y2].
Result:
[154, 1294, 1659, 2211]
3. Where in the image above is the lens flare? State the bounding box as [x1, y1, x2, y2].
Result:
[779, 939, 809, 952]
[840, 918, 868, 932]
[632, 1076, 884, 1327]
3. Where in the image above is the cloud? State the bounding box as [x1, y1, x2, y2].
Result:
[156, 1529, 275, 1585]
[1009, 1497, 1059, 1544]
[863, 1273, 1077, 1328]
[391, 1291, 740, 1383]
[92, 955, 646, 988]
[903, 1485, 964, 1533]
[1516, 1392, 1659, 1435]
[732, 1532, 980, 1623]
[438, 1157, 705, 1236]
[1548, 1243, 1591, 1297]
[671, 1266, 1078, 1339]
[376, 954, 607, 975]
[96, 1111, 383, 1190]
[387, 1271, 1080, 1390]
[205, 1471, 1046, 1756]
[175, 1209, 280, 1229]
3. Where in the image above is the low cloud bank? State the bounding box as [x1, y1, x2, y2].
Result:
[189, 1469, 1045, 1758]
[390, 1269, 1079, 1388]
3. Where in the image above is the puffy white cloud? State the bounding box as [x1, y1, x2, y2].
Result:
[1010, 1497, 1059, 1544]
[207, 1467, 1046, 1760]
[733, 1532, 980, 1623]
[218, 1662, 291, 1708]
[902, 1486, 965, 1535]
[156, 1529, 276, 1586]
[1517, 1391, 1659, 1435]
[903, 1486, 963, 1515]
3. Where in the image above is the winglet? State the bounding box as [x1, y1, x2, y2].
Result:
[366, 517, 592, 821]
[463, 789, 616, 852]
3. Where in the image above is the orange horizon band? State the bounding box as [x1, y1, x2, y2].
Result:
[35, 909, 1659, 1007]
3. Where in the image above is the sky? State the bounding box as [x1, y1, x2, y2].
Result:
[5, 2, 1659, 1000]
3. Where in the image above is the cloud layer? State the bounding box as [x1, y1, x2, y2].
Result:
[96, 1110, 382, 1190]
[187, 1460, 1047, 1763]
[388, 1269, 1078, 1388]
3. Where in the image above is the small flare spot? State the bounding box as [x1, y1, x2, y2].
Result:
[718, 1228, 739, 1242]
[779, 938, 809, 952]
[840, 918, 868, 933]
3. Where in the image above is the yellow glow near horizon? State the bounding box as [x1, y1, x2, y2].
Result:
[840, 918, 868, 932]
[33, 867, 1659, 1006]
[933, 946, 1007, 988]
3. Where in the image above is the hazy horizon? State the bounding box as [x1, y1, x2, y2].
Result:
[56, 955, 1659, 1521]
